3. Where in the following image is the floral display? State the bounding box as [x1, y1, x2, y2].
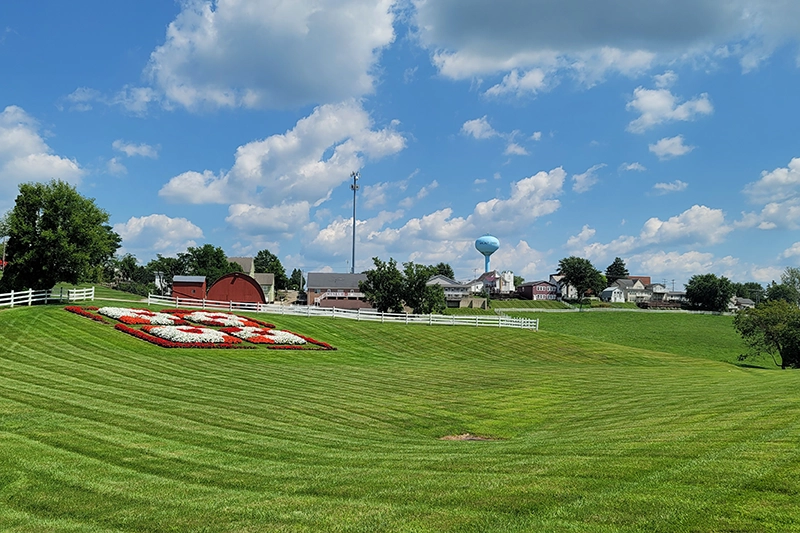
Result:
[115, 324, 251, 349]
[220, 326, 306, 345]
[179, 311, 271, 328]
[97, 307, 188, 326]
[141, 325, 242, 344]
[65, 306, 334, 350]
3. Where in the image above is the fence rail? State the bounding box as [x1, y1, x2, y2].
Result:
[147, 294, 538, 331]
[0, 287, 95, 308]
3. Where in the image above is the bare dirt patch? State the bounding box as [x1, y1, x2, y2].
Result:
[439, 433, 500, 441]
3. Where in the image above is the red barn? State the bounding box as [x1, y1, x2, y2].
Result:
[207, 273, 267, 304]
[172, 276, 206, 299]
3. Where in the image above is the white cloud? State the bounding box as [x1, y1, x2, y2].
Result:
[737, 199, 800, 230]
[461, 116, 498, 139]
[649, 135, 694, 160]
[490, 240, 547, 279]
[743, 157, 800, 204]
[572, 163, 605, 193]
[783, 242, 800, 258]
[630, 250, 738, 279]
[146, 0, 396, 110]
[473, 178, 487, 185]
[531, 131, 542, 141]
[485, 68, 549, 97]
[414, 1, 800, 84]
[653, 180, 688, 194]
[0, 105, 84, 206]
[159, 101, 405, 217]
[653, 70, 678, 88]
[113, 214, 204, 258]
[750, 265, 784, 283]
[627, 87, 712, 133]
[112, 140, 159, 159]
[399, 180, 438, 208]
[504, 143, 528, 156]
[107, 157, 127, 176]
[620, 162, 647, 172]
[61, 87, 101, 112]
[225, 202, 311, 235]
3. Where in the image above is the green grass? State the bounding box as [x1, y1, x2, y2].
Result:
[1, 303, 799, 531]
[490, 300, 572, 309]
[51, 283, 145, 302]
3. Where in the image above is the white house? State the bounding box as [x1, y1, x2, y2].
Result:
[600, 286, 625, 303]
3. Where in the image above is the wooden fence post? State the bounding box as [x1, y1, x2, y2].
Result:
[9, 290, 14, 308]
[27, 289, 33, 306]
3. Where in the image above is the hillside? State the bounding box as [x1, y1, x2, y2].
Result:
[0, 303, 798, 532]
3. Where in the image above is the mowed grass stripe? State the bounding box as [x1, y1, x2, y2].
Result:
[2, 304, 800, 531]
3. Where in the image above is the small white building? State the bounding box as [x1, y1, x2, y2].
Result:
[601, 286, 625, 303]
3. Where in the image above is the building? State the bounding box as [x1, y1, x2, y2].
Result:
[600, 286, 625, 303]
[207, 273, 267, 304]
[172, 275, 206, 299]
[307, 272, 371, 309]
[517, 281, 558, 300]
[427, 275, 471, 305]
[646, 283, 669, 302]
[253, 273, 275, 303]
[613, 278, 651, 303]
[228, 256, 255, 276]
[475, 270, 515, 295]
[549, 274, 578, 300]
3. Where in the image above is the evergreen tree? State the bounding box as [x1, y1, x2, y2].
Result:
[605, 257, 629, 286]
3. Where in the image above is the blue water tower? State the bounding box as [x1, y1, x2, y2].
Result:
[475, 235, 500, 273]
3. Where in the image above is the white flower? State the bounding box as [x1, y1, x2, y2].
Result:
[98, 307, 183, 325]
[226, 327, 306, 345]
[184, 311, 255, 327]
[144, 325, 236, 344]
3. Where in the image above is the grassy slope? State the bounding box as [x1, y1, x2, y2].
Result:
[0, 303, 799, 531]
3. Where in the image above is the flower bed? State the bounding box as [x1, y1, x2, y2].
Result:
[141, 325, 242, 344]
[115, 324, 252, 349]
[65, 306, 108, 323]
[220, 326, 305, 345]
[179, 311, 270, 328]
[98, 307, 188, 325]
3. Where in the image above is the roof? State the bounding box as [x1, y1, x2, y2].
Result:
[614, 279, 635, 288]
[427, 274, 469, 288]
[519, 280, 556, 287]
[628, 275, 651, 285]
[601, 286, 622, 293]
[228, 256, 255, 274]
[173, 275, 206, 283]
[253, 273, 275, 285]
[307, 272, 367, 289]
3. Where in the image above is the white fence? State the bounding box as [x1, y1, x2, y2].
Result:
[147, 293, 538, 331]
[0, 287, 95, 308]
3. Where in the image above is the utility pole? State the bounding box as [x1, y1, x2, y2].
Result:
[350, 171, 360, 274]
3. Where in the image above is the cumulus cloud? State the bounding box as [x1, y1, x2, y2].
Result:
[783, 242, 800, 258]
[112, 140, 159, 158]
[620, 162, 647, 172]
[0, 105, 84, 206]
[566, 205, 732, 260]
[159, 100, 405, 236]
[414, 0, 800, 85]
[113, 214, 204, 258]
[485, 68, 550, 97]
[627, 87, 713, 133]
[572, 163, 605, 193]
[630, 250, 738, 279]
[653, 70, 678, 88]
[743, 157, 800, 204]
[653, 180, 688, 194]
[145, 0, 396, 110]
[225, 202, 311, 234]
[649, 135, 694, 160]
[461, 116, 499, 139]
[504, 143, 528, 156]
[107, 157, 127, 176]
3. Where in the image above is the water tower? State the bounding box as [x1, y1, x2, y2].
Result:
[475, 235, 500, 273]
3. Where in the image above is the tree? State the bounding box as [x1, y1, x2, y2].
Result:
[684, 273, 735, 312]
[734, 281, 766, 303]
[254, 249, 289, 290]
[781, 267, 800, 295]
[604, 257, 629, 286]
[178, 244, 242, 286]
[146, 254, 185, 295]
[513, 275, 525, 288]
[432, 262, 455, 280]
[734, 300, 800, 369]
[288, 268, 305, 292]
[359, 257, 405, 313]
[402, 262, 445, 314]
[557, 256, 604, 310]
[766, 282, 800, 305]
[0, 180, 120, 291]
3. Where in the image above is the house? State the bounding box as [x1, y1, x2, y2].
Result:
[253, 273, 275, 303]
[613, 278, 651, 303]
[517, 281, 558, 300]
[427, 275, 471, 305]
[729, 296, 756, 311]
[549, 274, 578, 300]
[172, 275, 206, 299]
[474, 270, 515, 295]
[628, 276, 651, 286]
[307, 272, 371, 309]
[228, 256, 255, 276]
[646, 283, 669, 302]
[600, 286, 625, 303]
[207, 273, 267, 304]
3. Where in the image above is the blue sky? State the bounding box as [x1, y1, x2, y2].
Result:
[2, 1, 800, 287]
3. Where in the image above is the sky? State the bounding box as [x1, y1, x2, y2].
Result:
[1, 0, 800, 288]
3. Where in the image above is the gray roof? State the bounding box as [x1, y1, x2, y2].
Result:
[307, 272, 367, 290]
[614, 279, 635, 288]
[228, 257, 255, 274]
[253, 273, 275, 285]
[427, 274, 468, 288]
[519, 280, 555, 287]
[173, 275, 206, 283]
[601, 286, 621, 293]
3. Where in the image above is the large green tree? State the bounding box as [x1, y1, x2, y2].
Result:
[145, 254, 185, 295]
[0, 180, 120, 291]
[734, 300, 800, 369]
[432, 262, 455, 280]
[359, 257, 405, 313]
[604, 257, 629, 286]
[684, 273, 735, 312]
[557, 256, 604, 310]
[288, 268, 305, 292]
[402, 262, 446, 315]
[766, 282, 800, 305]
[254, 249, 289, 290]
[733, 281, 766, 303]
[178, 244, 242, 286]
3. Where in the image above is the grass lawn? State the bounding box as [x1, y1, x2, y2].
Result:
[490, 300, 572, 310]
[1, 302, 799, 531]
[51, 283, 145, 302]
